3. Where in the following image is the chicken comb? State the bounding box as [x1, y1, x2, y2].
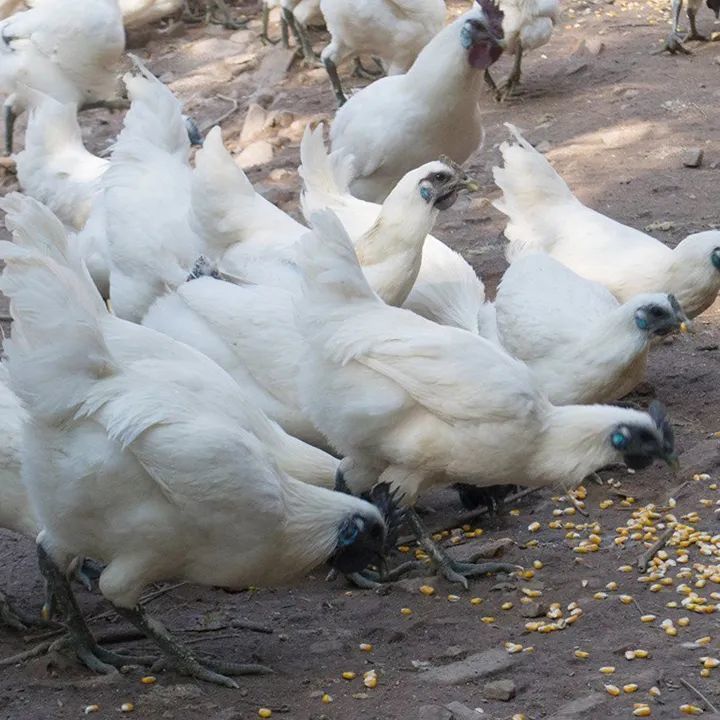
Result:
[365, 483, 406, 551]
[476, 0, 505, 38]
[648, 400, 675, 454]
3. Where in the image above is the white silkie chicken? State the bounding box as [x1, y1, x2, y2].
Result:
[209, 124, 472, 307]
[118, 0, 183, 29]
[484, 0, 558, 100]
[0, 193, 397, 685]
[495, 254, 688, 404]
[319, 0, 447, 106]
[0, 0, 125, 154]
[104, 61, 202, 322]
[143, 125, 471, 447]
[330, 0, 505, 202]
[495, 125, 720, 319]
[15, 92, 108, 231]
[296, 210, 678, 585]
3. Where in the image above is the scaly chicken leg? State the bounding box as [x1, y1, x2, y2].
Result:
[260, 3, 289, 46]
[4, 103, 16, 156]
[36, 545, 155, 673]
[113, 605, 272, 688]
[686, 4, 708, 39]
[498, 45, 524, 101]
[324, 57, 348, 106]
[661, 0, 692, 53]
[406, 509, 517, 589]
[283, 7, 318, 64]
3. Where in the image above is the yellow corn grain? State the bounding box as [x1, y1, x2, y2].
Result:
[140, 676, 156, 685]
[606, 581, 619, 591]
[634, 650, 650, 659]
[501, 601, 513, 610]
[605, 684, 621, 696]
[359, 643, 373, 652]
[419, 585, 435, 596]
[505, 642, 523, 654]
[696, 636, 712, 646]
[700, 668, 711, 678]
[574, 650, 590, 659]
[599, 666, 616, 674]
[702, 657, 720, 668]
[470, 597, 483, 605]
[528, 522, 541, 532]
[258, 710, 272, 719]
[120, 705, 134, 714]
[620, 595, 634, 604]
[648, 687, 661, 697]
[533, 560, 544, 570]
[363, 670, 378, 689]
[481, 616, 496, 624]
[624, 684, 639, 693]
[679, 705, 704, 715]
[633, 706, 651, 717]
[640, 614, 656, 623]
[342, 671, 356, 680]
[84, 707, 100, 715]
[400, 607, 413, 615]
[447, 594, 461, 603]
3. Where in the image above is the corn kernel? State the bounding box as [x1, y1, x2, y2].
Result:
[696, 636, 712, 646]
[680, 705, 704, 715]
[605, 684, 621, 696]
[400, 607, 413, 615]
[702, 657, 720, 668]
[574, 650, 590, 659]
[624, 684, 639, 693]
[619, 566, 633, 573]
[640, 614, 656, 623]
[481, 616, 496, 624]
[258, 710, 272, 719]
[633, 706, 651, 717]
[512, 715, 527, 720]
[398, 545, 410, 553]
[594, 592, 608, 600]
[342, 671, 356, 680]
[359, 643, 373, 652]
[620, 595, 634, 604]
[599, 666, 616, 674]
[84, 707, 100, 715]
[600, 500, 614, 509]
[510, 509, 520, 516]
[120, 705, 134, 714]
[470, 597, 483, 605]
[447, 594, 461, 603]
[528, 522, 541, 532]
[634, 649, 650, 659]
[501, 601, 514, 610]
[505, 642, 523, 654]
[419, 585, 435, 596]
[533, 560, 544, 570]
[606, 581, 619, 591]
[363, 670, 378, 689]
[666, 625, 678, 637]
[701, 668, 711, 678]
[140, 676, 156, 685]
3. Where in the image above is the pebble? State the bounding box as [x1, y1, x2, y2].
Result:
[682, 148, 704, 168]
[535, 140, 551, 153]
[483, 679, 517, 701]
[444, 701, 480, 720]
[519, 601, 546, 618]
[418, 706, 453, 720]
[424, 649, 517, 686]
[236, 140, 274, 169]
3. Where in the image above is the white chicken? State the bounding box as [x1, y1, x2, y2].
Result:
[319, 0, 447, 106]
[143, 124, 471, 446]
[296, 210, 678, 584]
[118, 0, 183, 29]
[484, 0, 558, 100]
[330, 0, 505, 202]
[495, 125, 720, 319]
[495, 254, 688, 404]
[0, 193, 396, 685]
[104, 61, 202, 322]
[0, 0, 125, 154]
[15, 92, 108, 231]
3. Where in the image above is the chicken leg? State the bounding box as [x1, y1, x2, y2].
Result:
[113, 604, 272, 688]
[283, 8, 318, 64]
[661, 0, 693, 53]
[406, 509, 517, 589]
[4, 103, 16, 156]
[260, 3, 289, 46]
[324, 57, 348, 107]
[36, 545, 155, 674]
[686, 5, 708, 40]
[498, 46, 524, 102]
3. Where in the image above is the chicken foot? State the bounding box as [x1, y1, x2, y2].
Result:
[36, 545, 156, 674]
[0, 590, 43, 631]
[686, 6, 709, 40]
[406, 509, 517, 589]
[352, 57, 385, 79]
[497, 46, 523, 102]
[324, 57, 348, 107]
[660, 0, 693, 53]
[113, 604, 272, 688]
[283, 8, 318, 65]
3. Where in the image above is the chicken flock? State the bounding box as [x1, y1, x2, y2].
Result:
[0, 0, 717, 694]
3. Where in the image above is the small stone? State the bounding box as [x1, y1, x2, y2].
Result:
[444, 701, 480, 720]
[535, 140, 551, 153]
[240, 103, 270, 143]
[483, 679, 517, 701]
[418, 705, 453, 720]
[236, 141, 273, 169]
[682, 148, 704, 168]
[519, 601, 546, 618]
[424, 649, 518, 686]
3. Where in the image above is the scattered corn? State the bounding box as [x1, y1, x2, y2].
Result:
[702, 657, 720, 669]
[619, 566, 633, 573]
[599, 666, 616, 674]
[605, 684, 621, 696]
[512, 715, 527, 720]
[481, 616, 496, 624]
[363, 670, 378, 689]
[419, 585, 435, 596]
[140, 676, 156, 685]
[470, 597, 483, 605]
[359, 643, 373, 652]
[607, 581, 619, 591]
[594, 592, 608, 600]
[501, 601, 514, 610]
[322, 693, 332, 704]
[528, 522, 541, 533]
[620, 595, 634, 604]
[624, 684, 639, 693]
[679, 705, 704, 715]
[648, 687, 661, 697]
[678, 617, 690, 627]
[505, 642, 524, 654]
[633, 706, 651, 717]
[342, 672, 356, 680]
[447, 594, 461, 603]
[258, 710, 272, 719]
[84, 707, 100, 715]
[120, 704, 134, 714]
[400, 608, 413, 616]
[696, 637, 712, 646]
[574, 650, 590, 659]
[640, 615, 656, 623]
[533, 560, 544, 570]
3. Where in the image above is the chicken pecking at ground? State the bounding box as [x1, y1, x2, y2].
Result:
[330, 0, 505, 202]
[0, 0, 125, 154]
[296, 210, 678, 586]
[0, 192, 399, 686]
[484, 0, 559, 100]
[495, 124, 720, 319]
[320, 0, 447, 106]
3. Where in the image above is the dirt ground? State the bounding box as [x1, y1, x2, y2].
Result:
[1, 0, 720, 718]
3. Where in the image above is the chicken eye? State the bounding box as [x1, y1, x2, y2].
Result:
[711, 248, 720, 270]
[434, 172, 449, 183]
[611, 431, 629, 449]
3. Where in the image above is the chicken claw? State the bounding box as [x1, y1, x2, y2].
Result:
[659, 30, 692, 54]
[406, 509, 517, 589]
[114, 604, 272, 688]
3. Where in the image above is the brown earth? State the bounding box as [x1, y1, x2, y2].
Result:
[1, 1, 720, 718]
